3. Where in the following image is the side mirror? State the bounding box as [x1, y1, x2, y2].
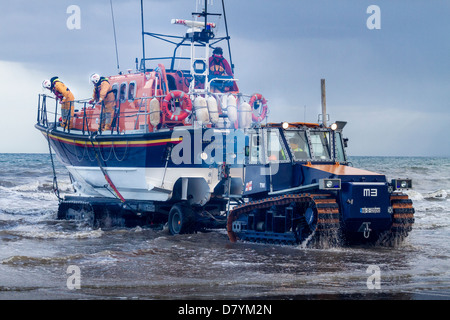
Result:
[343, 138, 349, 148]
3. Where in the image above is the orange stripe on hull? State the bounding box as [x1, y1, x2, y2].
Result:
[305, 164, 383, 176]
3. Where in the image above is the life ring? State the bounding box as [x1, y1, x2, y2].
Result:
[249, 93, 268, 122]
[162, 90, 192, 121]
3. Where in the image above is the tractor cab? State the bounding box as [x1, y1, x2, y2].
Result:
[242, 122, 349, 196]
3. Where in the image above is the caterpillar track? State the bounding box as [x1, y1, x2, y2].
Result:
[227, 192, 415, 247]
[227, 193, 342, 247]
[377, 192, 415, 246]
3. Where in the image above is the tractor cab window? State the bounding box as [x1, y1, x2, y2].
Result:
[249, 132, 263, 164]
[310, 131, 331, 160]
[284, 130, 310, 160]
[265, 130, 288, 163]
[335, 131, 346, 162]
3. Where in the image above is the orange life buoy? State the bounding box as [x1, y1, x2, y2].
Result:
[249, 93, 268, 122]
[162, 90, 192, 121]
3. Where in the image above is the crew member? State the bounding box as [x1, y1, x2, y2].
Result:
[289, 137, 308, 159]
[209, 47, 233, 77]
[42, 77, 75, 129]
[289, 138, 303, 151]
[89, 73, 116, 131]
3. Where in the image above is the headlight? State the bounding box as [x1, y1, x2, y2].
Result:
[319, 178, 341, 190]
[391, 179, 412, 190]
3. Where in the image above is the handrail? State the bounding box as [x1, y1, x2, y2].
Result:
[36, 94, 163, 136]
[36, 89, 254, 137]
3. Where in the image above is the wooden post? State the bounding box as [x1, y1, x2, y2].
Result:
[321, 79, 327, 127]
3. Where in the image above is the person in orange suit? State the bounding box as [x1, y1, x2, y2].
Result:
[209, 47, 233, 77]
[42, 77, 75, 129]
[209, 47, 234, 92]
[89, 73, 116, 131]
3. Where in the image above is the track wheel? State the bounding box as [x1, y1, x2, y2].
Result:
[168, 203, 196, 235]
[304, 205, 317, 233]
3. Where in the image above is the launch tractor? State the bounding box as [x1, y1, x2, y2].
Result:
[226, 121, 414, 246]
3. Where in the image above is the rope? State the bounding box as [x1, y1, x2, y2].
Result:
[88, 132, 126, 203]
[45, 128, 62, 201]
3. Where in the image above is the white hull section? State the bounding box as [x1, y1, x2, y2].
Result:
[67, 166, 243, 204]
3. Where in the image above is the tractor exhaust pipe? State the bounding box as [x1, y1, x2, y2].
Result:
[321, 78, 327, 127]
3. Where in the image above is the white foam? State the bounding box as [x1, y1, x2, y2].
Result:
[424, 189, 448, 200]
[6, 225, 104, 239]
[405, 190, 424, 201]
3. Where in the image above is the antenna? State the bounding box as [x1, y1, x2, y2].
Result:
[221, 0, 234, 73]
[191, 0, 220, 42]
[110, 0, 120, 73]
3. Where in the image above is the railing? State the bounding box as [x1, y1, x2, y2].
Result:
[36, 94, 162, 136]
[36, 89, 266, 136]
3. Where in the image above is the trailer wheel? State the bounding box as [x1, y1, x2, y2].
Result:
[168, 203, 196, 235]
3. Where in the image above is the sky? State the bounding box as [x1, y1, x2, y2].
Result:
[0, 0, 449, 156]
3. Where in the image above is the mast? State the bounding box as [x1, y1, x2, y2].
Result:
[139, 0, 233, 78]
[188, 0, 221, 93]
[140, 0, 146, 72]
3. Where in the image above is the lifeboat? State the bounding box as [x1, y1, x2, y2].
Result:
[35, 0, 266, 233]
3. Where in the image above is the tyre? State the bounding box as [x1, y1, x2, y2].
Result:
[168, 203, 196, 235]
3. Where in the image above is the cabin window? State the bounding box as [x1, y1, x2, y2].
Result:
[265, 130, 288, 163]
[335, 132, 346, 162]
[310, 131, 331, 160]
[111, 84, 119, 101]
[128, 81, 136, 102]
[249, 132, 263, 164]
[284, 130, 310, 160]
[119, 83, 127, 103]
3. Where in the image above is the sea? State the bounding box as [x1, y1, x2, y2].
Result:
[0, 153, 449, 303]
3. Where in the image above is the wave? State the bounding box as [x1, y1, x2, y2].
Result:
[0, 180, 73, 193]
[407, 189, 449, 201]
[423, 189, 449, 200]
[2, 226, 104, 240]
[0, 180, 16, 188]
[0, 250, 112, 267]
[0, 255, 77, 267]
